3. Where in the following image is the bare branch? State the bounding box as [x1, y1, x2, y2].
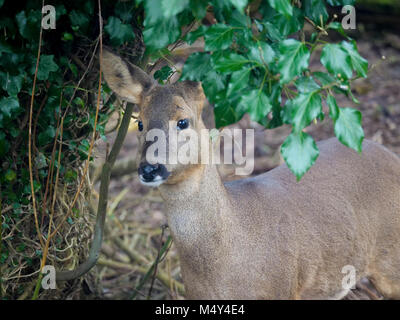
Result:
[56, 101, 134, 281]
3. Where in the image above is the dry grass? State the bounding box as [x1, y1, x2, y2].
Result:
[94, 184, 184, 300]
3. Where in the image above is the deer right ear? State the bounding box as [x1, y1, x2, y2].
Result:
[101, 48, 154, 104]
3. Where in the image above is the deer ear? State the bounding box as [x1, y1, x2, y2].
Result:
[101, 48, 154, 104]
[177, 80, 206, 115]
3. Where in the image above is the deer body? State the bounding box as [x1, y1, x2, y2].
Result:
[160, 138, 400, 299]
[101, 49, 400, 299]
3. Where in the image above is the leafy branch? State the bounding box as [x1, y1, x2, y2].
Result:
[151, 0, 368, 180]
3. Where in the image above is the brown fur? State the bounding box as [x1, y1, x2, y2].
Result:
[101, 49, 400, 299]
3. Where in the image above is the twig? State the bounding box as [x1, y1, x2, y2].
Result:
[32, 94, 48, 154]
[40, 93, 63, 228]
[94, 157, 138, 183]
[62, 39, 99, 119]
[110, 231, 148, 264]
[147, 226, 166, 299]
[131, 235, 178, 299]
[32, 115, 64, 300]
[97, 256, 184, 295]
[28, 0, 45, 248]
[50, 0, 103, 239]
[56, 101, 135, 280]
[71, 54, 87, 71]
[0, 205, 12, 215]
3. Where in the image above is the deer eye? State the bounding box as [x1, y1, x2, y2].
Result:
[138, 120, 143, 131]
[177, 119, 189, 130]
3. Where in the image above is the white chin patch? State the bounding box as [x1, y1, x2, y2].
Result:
[139, 175, 165, 187]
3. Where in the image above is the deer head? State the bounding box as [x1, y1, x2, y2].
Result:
[101, 49, 207, 187]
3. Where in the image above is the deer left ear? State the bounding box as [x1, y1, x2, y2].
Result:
[101, 48, 154, 104]
[176, 80, 206, 116]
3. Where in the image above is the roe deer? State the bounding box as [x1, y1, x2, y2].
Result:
[101, 49, 400, 299]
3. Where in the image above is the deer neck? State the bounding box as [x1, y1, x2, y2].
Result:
[159, 162, 230, 227]
[158, 163, 232, 267]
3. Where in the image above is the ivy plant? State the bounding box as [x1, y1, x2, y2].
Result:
[139, 0, 367, 180]
[0, 0, 144, 298]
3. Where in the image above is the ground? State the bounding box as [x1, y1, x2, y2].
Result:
[91, 29, 400, 300]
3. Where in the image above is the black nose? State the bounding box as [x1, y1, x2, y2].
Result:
[138, 163, 168, 182]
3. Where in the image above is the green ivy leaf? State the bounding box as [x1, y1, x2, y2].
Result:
[38, 126, 56, 146]
[262, 21, 284, 42]
[143, 18, 180, 51]
[185, 25, 207, 45]
[283, 91, 322, 133]
[313, 71, 336, 86]
[295, 76, 320, 93]
[281, 131, 319, 181]
[0, 72, 24, 96]
[278, 39, 310, 84]
[326, 94, 339, 120]
[213, 53, 248, 73]
[248, 42, 275, 67]
[327, 21, 350, 39]
[15, 10, 41, 40]
[73, 97, 85, 108]
[229, 0, 248, 12]
[202, 71, 226, 103]
[22, 180, 40, 194]
[0, 41, 12, 54]
[5, 169, 16, 182]
[238, 89, 272, 122]
[0, 96, 20, 118]
[105, 17, 135, 46]
[313, 72, 348, 95]
[334, 108, 364, 153]
[181, 52, 211, 81]
[303, 0, 328, 24]
[190, 0, 207, 20]
[35, 55, 59, 81]
[114, 1, 133, 21]
[270, 8, 304, 37]
[204, 24, 234, 51]
[214, 103, 237, 128]
[62, 32, 74, 41]
[341, 41, 368, 78]
[69, 10, 90, 32]
[144, 0, 164, 25]
[320, 44, 353, 80]
[227, 67, 251, 96]
[154, 66, 173, 82]
[161, 0, 189, 18]
[268, 0, 293, 17]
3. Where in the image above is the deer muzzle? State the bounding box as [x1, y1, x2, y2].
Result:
[138, 162, 170, 187]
